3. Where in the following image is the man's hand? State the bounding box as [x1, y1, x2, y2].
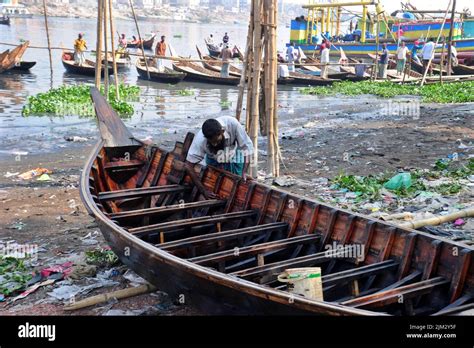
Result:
[242, 172, 252, 182]
[205, 190, 219, 200]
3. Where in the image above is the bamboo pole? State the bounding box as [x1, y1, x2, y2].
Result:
[249, 0, 263, 178]
[95, 0, 103, 89]
[264, 0, 274, 176]
[129, 0, 150, 79]
[103, 0, 109, 99]
[440, 37, 445, 84]
[236, 20, 253, 121]
[245, 6, 255, 133]
[446, 0, 457, 76]
[108, 0, 120, 99]
[420, 0, 452, 87]
[273, 0, 279, 177]
[42, 0, 53, 82]
[64, 284, 157, 311]
[372, 13, 380, 81]
[400, 207, 474, 230]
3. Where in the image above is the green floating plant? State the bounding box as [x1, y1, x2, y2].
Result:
[22, 84, 140, 118]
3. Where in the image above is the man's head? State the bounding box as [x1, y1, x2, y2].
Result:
[382, 43, 387, 49]
[401, 41, 405, 47]
[202, 119, 225, 153]
[78, 33, 83, 39]
[290, 42, 295, 47]
[210, 34, 213, 38]
[161, 35, 165, 42]
[121, 33, 125, 38]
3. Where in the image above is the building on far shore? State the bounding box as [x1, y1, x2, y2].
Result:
[0, 0, 33, 17]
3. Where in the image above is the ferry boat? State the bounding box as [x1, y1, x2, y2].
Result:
[288, 0, 474, 61]
[0, 0, 33, 18]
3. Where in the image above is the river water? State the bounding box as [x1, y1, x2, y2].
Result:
[0, 17, 378, 160]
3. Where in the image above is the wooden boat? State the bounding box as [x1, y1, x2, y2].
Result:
[11, 61, 36, 71]
[62, 51, 113, 76]
[452, 64, 474, 76]
[0, 16, 10, 25]
[127, 35, 155, 50]
[136, 59, 186, 84]
[80, 87, 474, 316]
[172, 60, 240, 86]
[205, 41, 242, 59]
[0, 41, 29, 74]
[287, 71, 340, 86]
[298, 57, 350, 80]
[410, 58, 446, 76]
[196, 46, 242, 77]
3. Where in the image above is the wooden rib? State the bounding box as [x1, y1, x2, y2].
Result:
[189, 234, 321, 266]
[422, 240, 442, 280]
[98, 184, 189, 201]
[274, 193, 288, 222]
[190, 168, 207, 201]
[361, 221, 376, 261]
[136, 148, 158, 187]
[109, 199, 226, 220]
[449, 249, 472, 303]
[232, 245, 356, 280]
[341, 277, 449, 309]
[319, 208, 338, 250]
[243, 183, 256, 210]
[224, 178, 241, 213]
[159, 222, 288, 251]
[181, 132, 195, 160]
[325, 215, 358, 274]
[150, 151, 169, 186]
[397, 232, 417, 279]
[128, 210, 257, 236]
[257, 188, 272, 225]
[433, 302, 474, 316]
[287, 199, 304, 238]
[363, 227, 396, 291]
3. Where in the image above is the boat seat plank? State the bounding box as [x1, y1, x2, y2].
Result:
[190, 234, 321, 266]
[128, 210, 257, 236]
[232, 245, 357, 280]
[323, 260, 399, 288]
[433, 294, 474, 316]
[98, 184, 190, 201]
[104, 160, 145, 172]
[159, 222, 289, 250]
[108, 199, 227, 220]
[341, 277, 449, 309]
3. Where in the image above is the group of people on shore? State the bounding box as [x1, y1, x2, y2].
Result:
[377, 39, 458, 79]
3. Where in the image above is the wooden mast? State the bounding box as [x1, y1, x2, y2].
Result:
[446, 0, 457, 76]
[42, 0, 53, 83]
[95, 0, 104, 88]
[108, 0, 120, 99]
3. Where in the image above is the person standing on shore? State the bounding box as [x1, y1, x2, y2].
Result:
[155, 35, 167, 72]
[411, 40, 423, 65]
[219, 45, 233, 78]
[73, 33, 87, 66]
[320, 43, 330, 79]
[378, 43, 389, 79]
[396, 41, 409, 76]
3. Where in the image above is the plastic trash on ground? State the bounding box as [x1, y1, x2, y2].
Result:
[383, 173, 412, 190]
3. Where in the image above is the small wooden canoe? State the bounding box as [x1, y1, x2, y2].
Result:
[127, 35, 155, 50]
[136, 59, 186, 84]
[196, 45, 242, 77]
[80, 87, 474, 316]
[62, 51, 113, 76]
[11, 61, 36, 71]
[172, 60, 240, 86]
[0, 41, 29, 74]
[205, 41, 242, 59]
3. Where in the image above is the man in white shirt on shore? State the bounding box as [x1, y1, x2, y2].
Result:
[396, 41, 409, 76]
[421, 38, 437, 76]
[320, 43, 330, 78]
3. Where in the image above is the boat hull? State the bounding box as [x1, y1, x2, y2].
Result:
[173, 62, 240, 86]
[136, 64, 186, 84]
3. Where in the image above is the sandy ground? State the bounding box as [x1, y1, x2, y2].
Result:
[0, 101, 473, 315]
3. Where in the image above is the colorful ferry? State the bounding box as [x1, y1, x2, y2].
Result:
[288, 0, 474, 61]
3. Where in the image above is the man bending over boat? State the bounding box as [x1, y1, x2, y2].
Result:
[185, 117, 253, 199]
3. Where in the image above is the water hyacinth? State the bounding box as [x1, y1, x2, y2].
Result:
[22, 84, 140, 117]
[300, 81, 474, 103]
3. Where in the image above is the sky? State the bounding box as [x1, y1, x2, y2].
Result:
[285, 0, 472, 13]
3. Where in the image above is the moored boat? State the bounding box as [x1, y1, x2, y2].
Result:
[452, 63, 474, 75]
[0, 41, 29, 74]
[136, 58, 186, 84]
[127, 35, 155, 50]
[81, 87, 474, 316]
[62, 51, 113, 76]
[11, 61, 36, 71]
[196, 46, 242, 77]
[172, 60, 240, 86]
[0, 15, 9, 25]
